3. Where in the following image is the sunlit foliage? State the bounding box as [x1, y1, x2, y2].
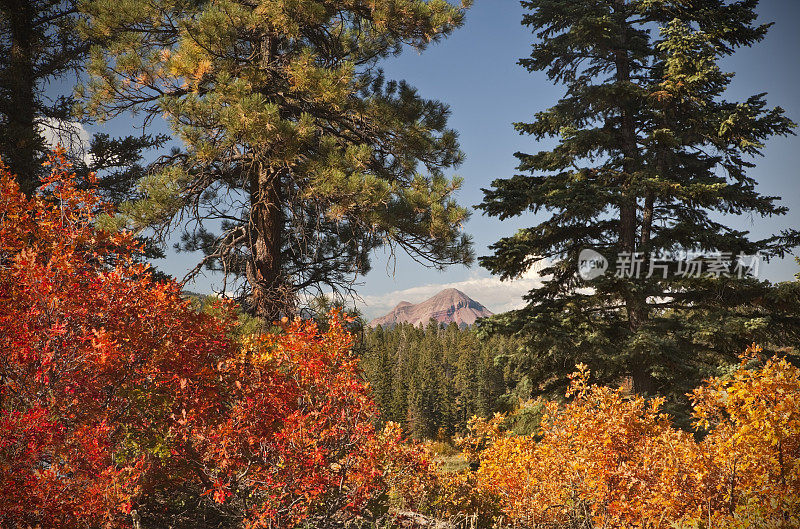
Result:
[0, 153, 422, 528]
[460, 348, 799, 528]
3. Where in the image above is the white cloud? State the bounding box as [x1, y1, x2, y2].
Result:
[39, 118, 92, 165]
[359, 263, 549, 320]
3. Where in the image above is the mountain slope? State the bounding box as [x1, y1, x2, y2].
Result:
[368, 288, 493, 328]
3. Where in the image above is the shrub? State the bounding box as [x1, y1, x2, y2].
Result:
[0, 151, 417, 528]
[466, 353, 800, 528]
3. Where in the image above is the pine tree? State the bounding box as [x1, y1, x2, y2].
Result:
[360, 324, 395, 425]
[79, 0, 474, 319]
[475, 336, 506, 417]
[453, 328, 480, 428]
[389, 324, 414, 424]
[479, 0, 800, 408]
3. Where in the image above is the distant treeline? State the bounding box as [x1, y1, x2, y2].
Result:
[359, 322, 523, 439]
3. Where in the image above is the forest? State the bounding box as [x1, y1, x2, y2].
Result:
[360, 323, 516, 440]
[1, 0, 799, 528]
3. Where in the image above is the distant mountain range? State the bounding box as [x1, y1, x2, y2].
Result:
[368, 288, 494, 328]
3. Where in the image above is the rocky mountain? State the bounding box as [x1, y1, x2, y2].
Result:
[368, 288, 494, 328]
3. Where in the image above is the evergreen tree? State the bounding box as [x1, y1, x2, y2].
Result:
[403, 323, 443, 438]
[0, 0, 165, 198]
[475, 335, 507, 416]
[0, 0, 84, 193]
[388, 324, 414, 424]
[361, 324, 395, 420]
[479, 0, 800, 408]
[79, 133, 169, 206]
[361, 322, 512, 437]
[453, 327, 481, 427]
[80, 0, 474, 319]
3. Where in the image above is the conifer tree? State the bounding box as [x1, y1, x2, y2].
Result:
[453, 328, 481, 427]
[362, 325, 395, 422]
[79, 0, 474, 319]
[0, 0, 83, 193]
[479, 0, 800, 406]
[0, 0, 165, 198]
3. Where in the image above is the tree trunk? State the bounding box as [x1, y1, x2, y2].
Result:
[246, 166, 288, 321]
[612, 1, 640, 259]
[613, 0, 655, 395]
[631, 191, 657, 394]
[640, 191, 654, 249]
[243, 33, 291, 321]
[2, 0, 40, 195]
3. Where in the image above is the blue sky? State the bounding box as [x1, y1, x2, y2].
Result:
[65, 0, 800, 319]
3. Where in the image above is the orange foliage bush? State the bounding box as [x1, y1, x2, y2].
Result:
[691, 346, 800, 528]
[0, 152, 418, 528]
[468, 353, 800, 529]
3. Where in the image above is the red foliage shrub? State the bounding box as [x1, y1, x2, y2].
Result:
[0, 152, 408, 528]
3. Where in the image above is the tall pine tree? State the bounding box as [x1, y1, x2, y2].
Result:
[80, 0, 473, 319]
[479, 0, 800, 408]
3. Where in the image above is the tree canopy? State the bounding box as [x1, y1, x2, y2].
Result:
[478, 0, 800, 410]
[80, 0, 474, 319]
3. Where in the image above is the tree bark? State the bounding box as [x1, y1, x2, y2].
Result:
[2, 0, 41, 195]
[242, 32, 291, 321]
[246, 166, 287, 321]
[613, 0, 655, 395]
[640, 191, 654, 249]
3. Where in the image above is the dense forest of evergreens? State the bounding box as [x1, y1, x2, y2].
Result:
[359, 323, 521, 439]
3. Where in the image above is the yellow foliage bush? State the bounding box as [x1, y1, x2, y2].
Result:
[462, 347, 799, 529]
[691, 346, 800, 528]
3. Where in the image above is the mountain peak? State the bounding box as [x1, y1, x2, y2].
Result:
[431, 288, 469, 300]
[434, 287, 462, 296]
[369, 289, 493, 328]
